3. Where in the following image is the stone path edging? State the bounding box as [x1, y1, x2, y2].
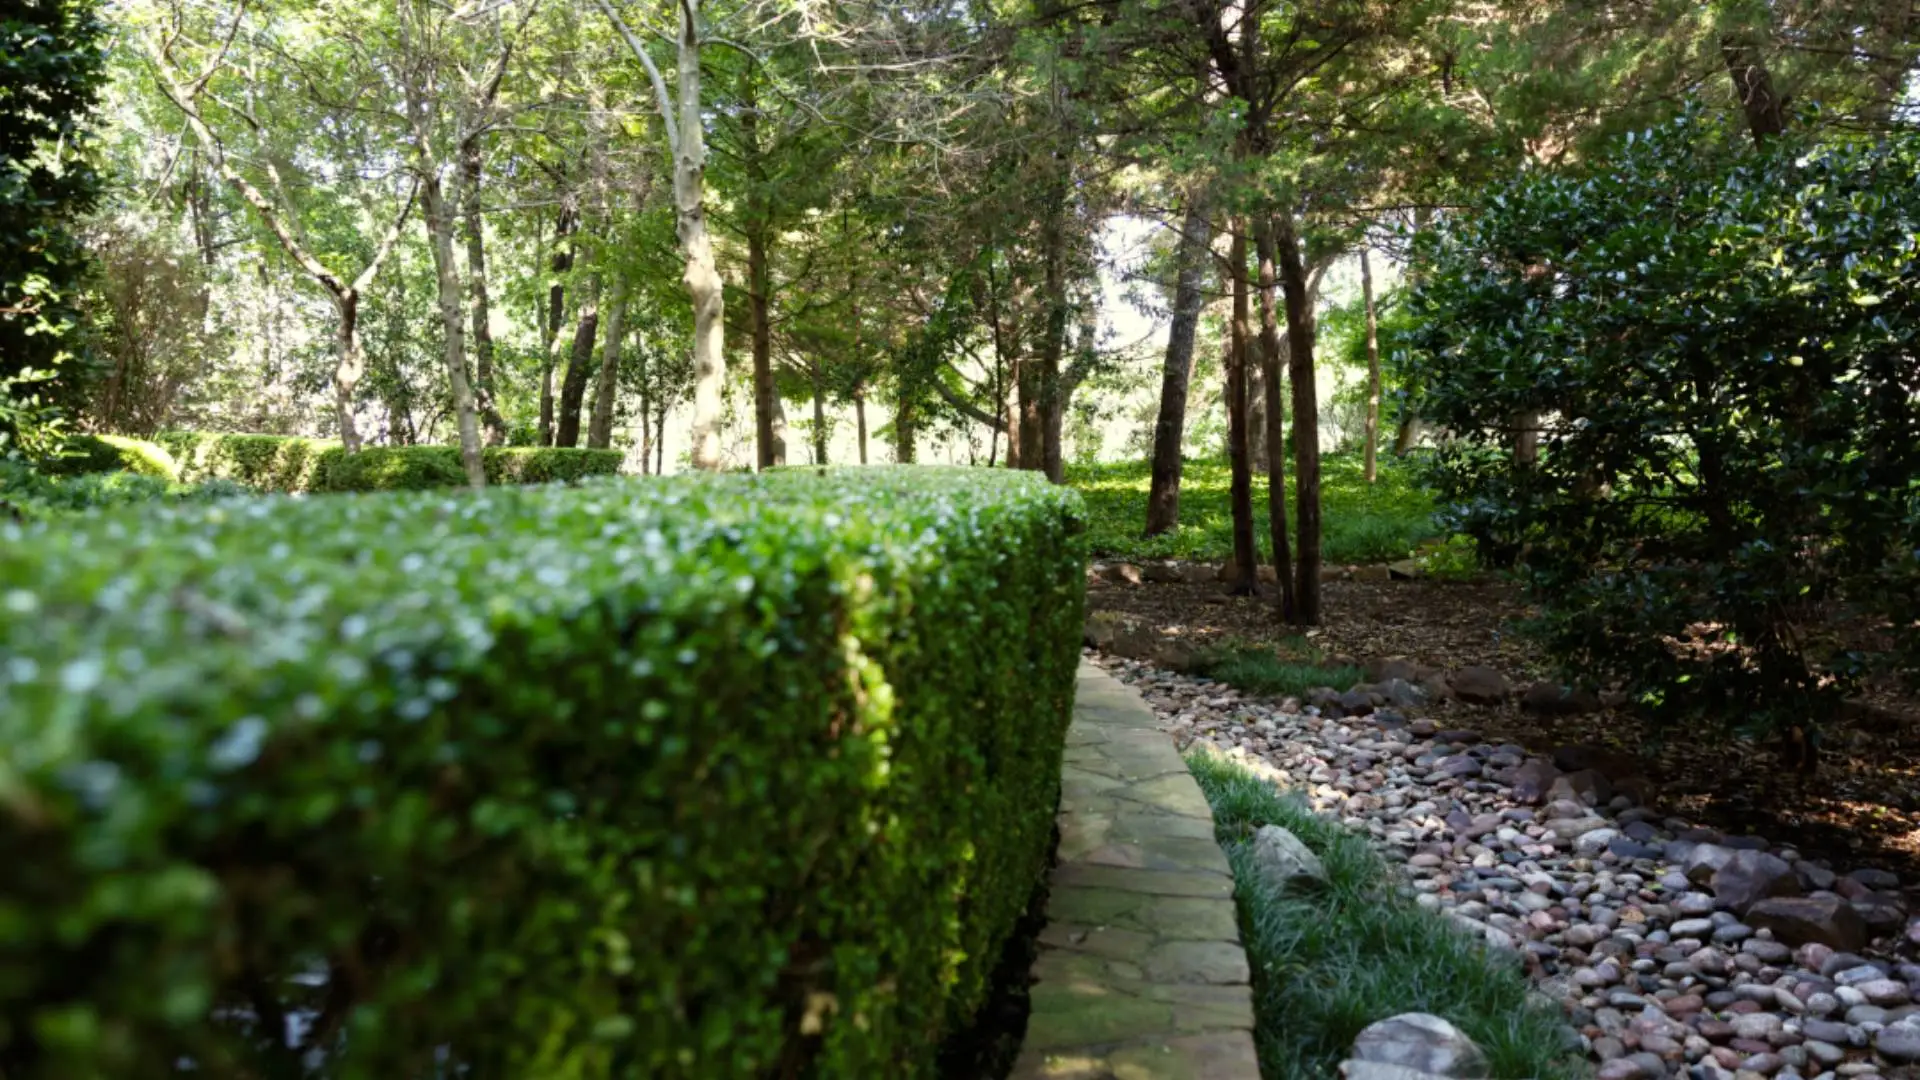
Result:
[1010, 661, 1260, 1080]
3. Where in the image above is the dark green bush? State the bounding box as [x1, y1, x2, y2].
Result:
[1407, 109, 1920, 728]
[159, 431, 333, 491]
[158, 433, 625, 493]
[0, 460, 247, 520]
[485, 446, 625, 485]
[0, 467, 1086, 1079]
[310, 445, 469, 492]
[43, 433, 178, 480]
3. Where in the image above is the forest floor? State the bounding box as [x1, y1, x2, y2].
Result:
[1086, 569, 1920, 879]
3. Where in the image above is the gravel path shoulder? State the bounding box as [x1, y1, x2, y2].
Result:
[1096, 652, 1920, 1080]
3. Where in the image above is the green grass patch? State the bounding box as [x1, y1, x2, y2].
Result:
[1186, 751, 1582, 1080]
[1194, 640, 1360, 699]
[1064, 452, 1440, 566]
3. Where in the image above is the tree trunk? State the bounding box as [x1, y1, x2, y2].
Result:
[894, 395, 915, 463]
[1394, 416, 1419, 455]
[422, 175, 486, 487]
[1248, 359, 1269, 473]
[1016, 354, 1042, 472]
[538, 207, 574, 447]
[587, 274, 627, 449]
[556, 276, 599, 448]
[1361, 248, 1381, 483]
[461, 142, 506, 446]
[332, 294, 365, 452]
[655, 402, 668, 474]
[1225, 222, 1259, 596]
[1254, 216, 1295, 619]
[1721, 32, 1786, 145]
[1514, 410, 1539, 467]
[811, 366, 827, 465]
[1037, 188, 1069, 484]
[1275, 216, 1321, 624]
[742, 72, 782, 471]
[638, 367, 653, 474]
[1145, 199, 1209, 535]
[748, 226, 782, 469]
[771, 394, 788, 468]
[675, 2, 725, 470]
[855, 387, 868, 465]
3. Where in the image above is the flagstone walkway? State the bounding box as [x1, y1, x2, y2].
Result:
[1010, 660, 1260, 1080]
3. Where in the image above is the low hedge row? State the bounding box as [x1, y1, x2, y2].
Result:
[44, 434, 180, 480]
[156, 432, 623, 492]
[0, 467, 1087, 1078]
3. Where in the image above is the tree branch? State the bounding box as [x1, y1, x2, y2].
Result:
[594, 0, 680, 153]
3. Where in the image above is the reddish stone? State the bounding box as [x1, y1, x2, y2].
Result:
[1696, 1020, 1735, 1042]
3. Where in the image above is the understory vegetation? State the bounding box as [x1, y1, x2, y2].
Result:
[1409, 110, 1920, 735]
[1187, 751, 1581, 1080]
[1192, 639, 1363, 700]
[1069, 453, 1440, 567]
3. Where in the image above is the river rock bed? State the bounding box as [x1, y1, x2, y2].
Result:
[1094, 653, 1920, 1080]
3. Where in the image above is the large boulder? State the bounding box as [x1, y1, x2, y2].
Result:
[1249, 824, 1327, 894]
[1349, 1013, 1489, 1078]
[1141, 562, 1186, 584]
[1747, 896, 1869, 951]
[1082, 611, 1198, 672]
[1338, 689, 1376, 717]
[1549, 769, 1613, 807]
[1373, 677, 1427, 710]
[1681, 843, 1735, 885]
[1506, 759, 1562, 805]
[1214, 562, 1279, 584]
[1449, 666, 1510, 706]
[1710, 849, 1801, 914]
[1852, 895, 1907, 935]
[1083, 610, 1130, 649]
[1341, 1063, 1452, 1080]
[1521, 680, 1601, 716]
[1365, 657, 1421, 684]
[1550, 743, 1643, 780]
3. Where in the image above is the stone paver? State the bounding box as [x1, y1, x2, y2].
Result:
[1011, 661, 1259, 1080]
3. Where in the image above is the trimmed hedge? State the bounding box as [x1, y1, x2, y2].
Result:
[158, 431, 333, 490]
[44, 434, 179, 480]
[157, 432, 624, 492]
[0, 467, 1086, 1079]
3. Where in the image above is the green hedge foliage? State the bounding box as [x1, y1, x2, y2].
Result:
[158, 431, 333, 490]
[156, 432, 624, 493]
[0, 461, 247, 521]
[0, 467, 1086, 1079]
[44, 433, 179, 480]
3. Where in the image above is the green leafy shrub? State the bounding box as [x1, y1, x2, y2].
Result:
[0, 467, 1085, 1079]
[159, 431, 334, 490]
[1, 460, 247, 520]
[310, 445, 469, 492]
[43, 433, 178, 480]
[158, 433, 625, 493]
[485, 446, 625, 485]
[1407, 109, 1920, 729]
